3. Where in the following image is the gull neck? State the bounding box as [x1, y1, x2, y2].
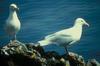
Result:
[9, 10, 18, 19]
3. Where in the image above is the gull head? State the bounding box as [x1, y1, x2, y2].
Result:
[75, 18, 89, 27]
[10, 3, 19, 11]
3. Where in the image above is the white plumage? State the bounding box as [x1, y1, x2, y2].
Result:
[5, 4, 21, 40]
[38, 18, 89, 54]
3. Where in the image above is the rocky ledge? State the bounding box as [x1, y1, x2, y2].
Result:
[0, 40, 99, 66]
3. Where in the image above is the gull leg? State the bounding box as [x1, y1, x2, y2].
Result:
[64, 46, 69, 56]
[10, 39, 13, 44]
[9, 35, 13, 43]
[14, 34, 16, 40]
[64, 46, 72, 66]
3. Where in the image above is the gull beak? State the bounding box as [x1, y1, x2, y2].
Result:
[15, 7, 19, 11]
[17, 7, 19, 11]
[84, 22, 89, 27]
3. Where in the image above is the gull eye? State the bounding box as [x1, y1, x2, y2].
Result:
[81, 20, 83, 22]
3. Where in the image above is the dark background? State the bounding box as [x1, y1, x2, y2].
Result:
[0, 0, 100, 61]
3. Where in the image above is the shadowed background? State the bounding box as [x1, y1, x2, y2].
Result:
[0, 0, 100, 61]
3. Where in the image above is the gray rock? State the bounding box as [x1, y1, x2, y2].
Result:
[62, 52, 85, 66]
[0, 40, 99, 66]
[87, 59, 100, 66]
[0, 40, 29, 55]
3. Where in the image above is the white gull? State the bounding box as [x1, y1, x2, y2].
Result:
[5, 3, 21, 40]
[38, 18, 89, 55]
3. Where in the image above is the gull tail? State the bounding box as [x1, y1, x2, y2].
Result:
[38, 39, 51, 46]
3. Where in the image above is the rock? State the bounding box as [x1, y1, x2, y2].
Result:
[87, 59, 100, 66]
[46, 57, 59, 66]
[60, 58, 66, 62]
[26, 44, 45, 57]
[0, 40, 30, 55]
[10, 54, 42, 66]
[60, 58, 70, 66]
[62, 52, 85, 66]
[44, 51, 61, 60]
[0, 40, 99, 66]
